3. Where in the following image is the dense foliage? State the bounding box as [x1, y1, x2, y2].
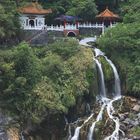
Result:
[97, 0, 140, 96]
[0, 0, 20, 45]
[0, 39, 94, 123]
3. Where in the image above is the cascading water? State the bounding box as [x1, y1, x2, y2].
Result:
[64, 116, 72, 140]
[104, 56, 121, 97]
[70, 37, 124, 140]
[88, 102, 106, 140]
[21, 131, 25, 140]
[90, 47, 124, 140]
[94, 48, 121, 96]
[68, 124, 72, 140]
[71, 114, 94, 140]
[94, 58, 106, 97]
[104, 96, 125, 140]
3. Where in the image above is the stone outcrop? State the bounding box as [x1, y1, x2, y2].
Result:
[0, 111, 20, 140]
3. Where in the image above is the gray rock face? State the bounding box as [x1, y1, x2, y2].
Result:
[119, 97, 140, 140]
[0, 112, 10, 140]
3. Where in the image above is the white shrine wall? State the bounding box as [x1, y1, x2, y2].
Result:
[19, 14, 45, 30]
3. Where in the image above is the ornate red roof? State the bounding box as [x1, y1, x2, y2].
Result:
[96, 7, 119, 20]
[19, 2, 52, 15]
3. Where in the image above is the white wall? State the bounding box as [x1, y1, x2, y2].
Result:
[19, 14, 45, 30]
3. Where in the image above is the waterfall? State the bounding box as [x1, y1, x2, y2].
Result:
[94, 48, 121, 96]
[70, 37, 124, 140]
[21, 131, 25, 140]
[64, 116, 72, 140]
[87, 102, 106, 140]
[88, 48, 123, 140]
[94, 58, 106, 97]
[104, 56, 121, 96]
[64, 116, 69, 125]
[71, 126, 81, 140]
[71, 114, 94, 140]
[104, 96, 125, 140]
[68, 124, 72, 140]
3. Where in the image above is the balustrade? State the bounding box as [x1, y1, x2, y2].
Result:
[22, 23, 117, 35]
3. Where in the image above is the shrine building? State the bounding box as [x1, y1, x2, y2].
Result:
[19, 2, 52, 30]
[96, 7, 120, 27]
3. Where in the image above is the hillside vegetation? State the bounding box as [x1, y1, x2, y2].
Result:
[0, 39, 94, 124]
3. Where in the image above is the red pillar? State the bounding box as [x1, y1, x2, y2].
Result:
[64, 19, 66, 29]
[76, 21, 79, 29]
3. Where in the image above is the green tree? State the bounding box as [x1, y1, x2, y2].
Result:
[122, 0, 140, 23]
[14, 42, 41, 88]
[38, 0, 97, 22]
[0, 39, 94, 125]
[98, 23, 140, 94]
[0, 0, 20, 45]
[67, 0, 98, 21]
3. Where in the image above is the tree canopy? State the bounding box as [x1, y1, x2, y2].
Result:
[0, 39, 94, 123]
[0, 0, 20, 45]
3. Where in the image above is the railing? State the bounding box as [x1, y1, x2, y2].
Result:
[79, 23, 104, 28]
[46, 25, 64, 31]
[46, 23, 105, 31]
[22, 23, 116, 34]
[46, 24, 77, 30]
[65, 24, 77, 30]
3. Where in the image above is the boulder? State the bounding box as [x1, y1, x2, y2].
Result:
[130, 120, 139, 126]
[7, 128, 20, 140]
[137, 101, 140, 105]
[130, 98, 137, 102]
[132, 105, 140, 112]
[120, 124, 127, 132]
[123, 118, 131, 125]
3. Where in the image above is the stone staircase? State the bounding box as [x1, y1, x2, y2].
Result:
[25, 29, 48, 45]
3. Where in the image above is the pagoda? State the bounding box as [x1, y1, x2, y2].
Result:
[96, 7, 120, 27]
[19, 1, 52, 30]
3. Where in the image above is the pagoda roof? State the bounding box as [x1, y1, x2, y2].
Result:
[19, 2, 52, 15]
[96, 7, 119, 20]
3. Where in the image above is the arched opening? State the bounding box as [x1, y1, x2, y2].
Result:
[67, 32, 76, 37]
[29, 20, 35, 27]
